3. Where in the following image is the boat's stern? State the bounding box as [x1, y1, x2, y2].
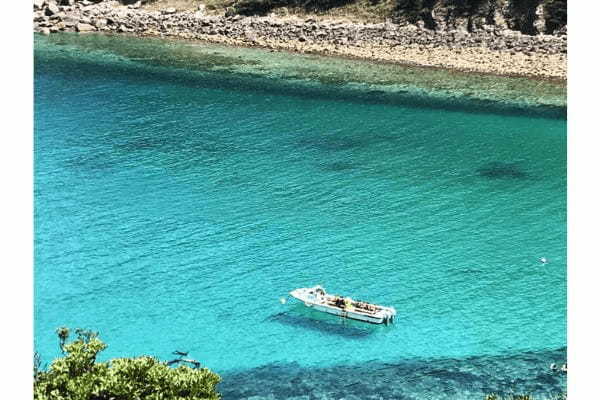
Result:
[380, 306, 397, 324]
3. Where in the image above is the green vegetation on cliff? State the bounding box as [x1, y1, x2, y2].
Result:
[32, 328, 565, 399]
[141, 0, 566, 34]
[34, 328, 221, 400]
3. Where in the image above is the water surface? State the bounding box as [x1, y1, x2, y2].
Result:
[34, 33, 566, 399]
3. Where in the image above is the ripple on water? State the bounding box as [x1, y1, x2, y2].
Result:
[34, 31, 566, 387]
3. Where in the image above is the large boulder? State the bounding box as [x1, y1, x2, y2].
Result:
[62, 16, 79, 26]
[76, 22, 96, 32]
[33, 0, 46, 10]
[45, 2, 60, 16]
[93, 18, 107, 29]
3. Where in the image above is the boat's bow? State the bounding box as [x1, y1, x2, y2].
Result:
[289, 286, 324, 304]
[289, 288, 308, 302]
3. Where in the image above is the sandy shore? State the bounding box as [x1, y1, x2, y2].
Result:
[34, 0, 567, 81]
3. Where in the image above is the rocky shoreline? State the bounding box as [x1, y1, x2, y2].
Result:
[33, 0, 567, 80]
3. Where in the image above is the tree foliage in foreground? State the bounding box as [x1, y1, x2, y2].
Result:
[34, 328, 221, 400]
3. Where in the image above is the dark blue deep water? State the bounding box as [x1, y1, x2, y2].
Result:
[35, 33, 567, 399]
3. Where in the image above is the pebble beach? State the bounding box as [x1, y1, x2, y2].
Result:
[34, 0, 567, 80]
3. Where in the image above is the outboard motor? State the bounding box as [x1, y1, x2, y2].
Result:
[384, 308, 396, 325]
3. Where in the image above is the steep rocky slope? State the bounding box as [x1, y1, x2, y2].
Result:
[392, 0, 566, 35]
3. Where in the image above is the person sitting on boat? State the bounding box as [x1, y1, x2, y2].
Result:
[344, 297, 354, 311]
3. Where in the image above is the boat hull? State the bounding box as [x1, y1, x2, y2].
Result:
[306, 302, 388, 324]
[290, 286, 396, 325]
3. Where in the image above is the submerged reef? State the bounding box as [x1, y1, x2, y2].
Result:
[219, 347, 567, 400]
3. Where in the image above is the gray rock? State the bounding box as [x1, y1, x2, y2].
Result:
[454, 17, 469, 34]
[470, 16, 486, 31]
[492, 7, 507, 30]
[534, 4, 546, 34]
[33, 0, 45, 10]
[76, 22, 96, 32]
[45, 2, 60, 16]
[93, 18, 107, 29]
[163, 7, 177, 15]
[41, 27, 51, 35]
[554, 25, 567, 36]
[245, 30, 258, 42]
[63, 16, 79, 26]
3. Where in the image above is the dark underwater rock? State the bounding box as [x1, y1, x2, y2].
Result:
[218, 347, 567, 400]
[477, 161, 527, 179]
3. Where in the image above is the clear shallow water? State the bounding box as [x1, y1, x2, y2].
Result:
[35, 33, 566, 398]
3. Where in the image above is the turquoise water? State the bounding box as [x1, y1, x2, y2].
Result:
[34, 33, 566, 398]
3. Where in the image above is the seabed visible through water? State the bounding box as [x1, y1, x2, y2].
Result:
[34, 32, 567, 399]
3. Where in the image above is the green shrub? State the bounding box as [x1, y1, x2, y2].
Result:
[34, 327, 221, 400]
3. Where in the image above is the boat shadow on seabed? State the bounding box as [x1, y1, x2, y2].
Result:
[266, 308, 385, 339]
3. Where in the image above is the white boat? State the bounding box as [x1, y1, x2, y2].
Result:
[289, 285, 396, 324]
